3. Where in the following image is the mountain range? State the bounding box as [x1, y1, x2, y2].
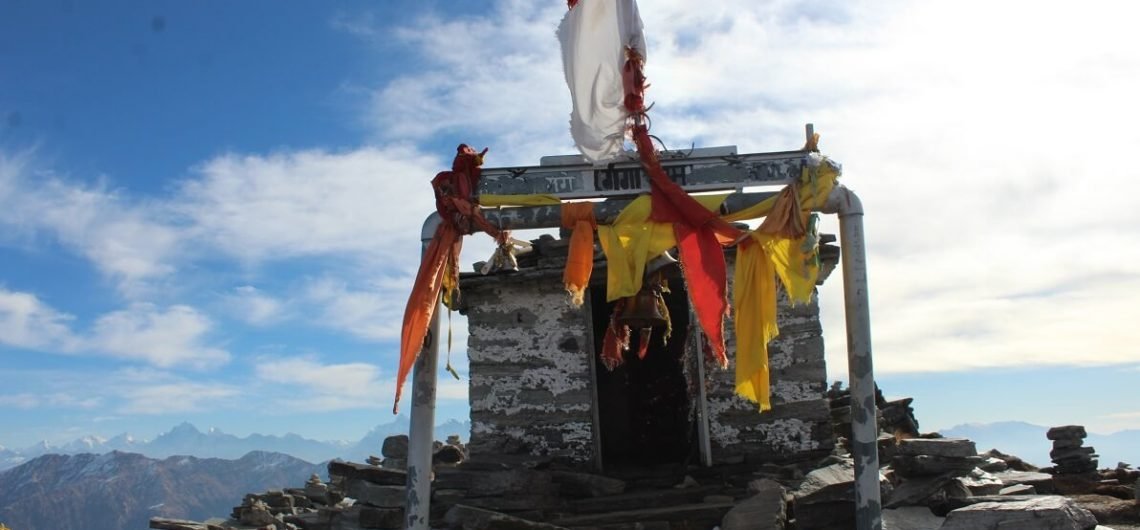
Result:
[0, 450, 324, 530]
[940, 421, 1140, 468]
[0, 416, 471, 471]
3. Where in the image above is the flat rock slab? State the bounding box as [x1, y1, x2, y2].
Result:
[1048, 425, 1088, 440]
[892, 455, 985, 478]
[796, 460, 857, 505]
[721, 479, 786, 530]
[550, 501, 733, 527]
[444, 505, 567, 530]
[345, 480, 403, 508]
[149, 518, 210, 530]
[885, 473, 956, 508]
[958, 468, 1004, 496]
[882, 507, 944, 530]
[992, 470, 1056, 493]
[382, 434, 409, 459]
[1069, 494, 1140, 525]
[550, 470, 626, 497]
[940, 495, 1097, 530]
[328, 459, 407, 486]
[897, 438, 977, 458]
[1000, 484, 1037, 495]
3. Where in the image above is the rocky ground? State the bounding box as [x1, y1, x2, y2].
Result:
[150, 393, 1139, 530]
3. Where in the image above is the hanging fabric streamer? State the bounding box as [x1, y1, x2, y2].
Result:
[561, 202, 599, 306]
[558, 0, 646, 163]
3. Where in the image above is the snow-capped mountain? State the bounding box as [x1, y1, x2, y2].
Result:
[0, 418, 470, 471]
[0, 450, 323, 530]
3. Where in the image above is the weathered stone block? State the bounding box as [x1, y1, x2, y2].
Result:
[896, 438, 977, 458]
[358, 506, 403, 529]
[722, 479, 785, 530]
[381, 435, 408, 459]
[345, 480, 403, 508]
[957, 468, 1004, 496]
[891, 455, 984, 478]
[999, 484, 1036, 495]
[1047, 425, 1087, 440]
[991, 470, 1056, 494]
[149, 518, 210, 530]
[940, 496, 1097, 530]
[881, 506, 944, 530]
[443, 504, 567, 530]
[328, 460, 406, 486]
[884, 473, 956, 508]
[550, 471, 626, 498]
[1051, 446, 1096, 461]
[796, 460, 860, 505]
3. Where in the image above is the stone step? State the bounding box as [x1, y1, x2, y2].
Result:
[549, 501, 734, 528]
[566, 486, 723, 514]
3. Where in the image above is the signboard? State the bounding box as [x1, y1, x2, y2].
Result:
[478, 146, 807, 200]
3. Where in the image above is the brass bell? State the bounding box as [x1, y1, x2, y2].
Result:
[616, 287, 667, 329]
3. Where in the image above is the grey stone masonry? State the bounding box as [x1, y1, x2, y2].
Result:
[707, 256, 834, 464]
[458, 238, 837, 466]
[460, 273, 596, 463]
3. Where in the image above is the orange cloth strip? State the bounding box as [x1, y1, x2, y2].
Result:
[394, 221, 460, 413]
[395, 146, 499, 414]
[561, 202, 597, 306]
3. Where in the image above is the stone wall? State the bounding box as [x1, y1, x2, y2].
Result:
[706, 256, 834, 463]
[459, 246, 834, 467]
[460, 272, 596, 463]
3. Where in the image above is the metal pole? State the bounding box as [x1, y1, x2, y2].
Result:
[827, 186, 882, 530]
[405, 214, 442, 530]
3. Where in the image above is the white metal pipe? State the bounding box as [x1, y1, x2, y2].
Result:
[824, 184, 882, 530]
[404, 213, 442, 530]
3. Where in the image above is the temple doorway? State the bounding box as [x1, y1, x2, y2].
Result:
[590, 275, 694, 469]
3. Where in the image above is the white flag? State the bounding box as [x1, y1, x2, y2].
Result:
[558, 0, 646, 164]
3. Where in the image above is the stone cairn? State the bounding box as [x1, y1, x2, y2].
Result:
[885, 438, 986, 510]
[1047, 425, 1098, 476]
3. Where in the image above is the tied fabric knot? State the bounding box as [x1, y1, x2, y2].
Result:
[561, 202, 598, 306]
[395, 145, 499, 414]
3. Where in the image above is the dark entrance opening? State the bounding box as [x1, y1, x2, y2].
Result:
[591, 274, 693, 469]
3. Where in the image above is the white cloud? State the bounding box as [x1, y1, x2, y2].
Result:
[117, 382, 240, 415]
[253, 355, 468, 412]
[176, 146, 441, 264]
[4, 0, 1140, 398]
[0, 287, 78, 351]
[0, 288, 228, 369]
[0, 393, 101, 410]
[355, 1, 575, 165]
[0, 151, 182, 297]
[254, 356, 391, 411]
[224, 286, 285, 326]
[301, 276, 407, 341]
[86, 303, 230, 369]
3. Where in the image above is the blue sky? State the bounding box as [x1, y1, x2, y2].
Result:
[2, 0, 1139, 448]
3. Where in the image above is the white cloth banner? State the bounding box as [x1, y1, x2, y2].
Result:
[557, 0, 646, 164]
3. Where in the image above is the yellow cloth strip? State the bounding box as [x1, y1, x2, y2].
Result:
[597, 194, 728, 302]
[486, 160, 838, 411]
[479, 194, 562, 207]
[733, 235, 779, 411]
[722, 161, 839, 222]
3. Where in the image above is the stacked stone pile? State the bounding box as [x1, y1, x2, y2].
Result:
[891, 438, 983, 479]
[884, 438, 985, 508]
[826, 383, 919, 453]
[1048, 425, 1098, 476]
